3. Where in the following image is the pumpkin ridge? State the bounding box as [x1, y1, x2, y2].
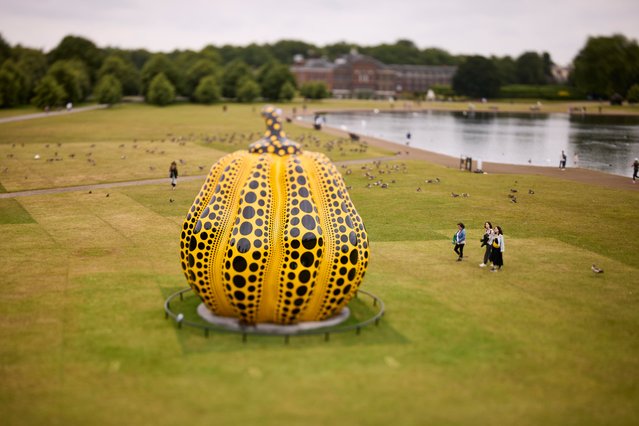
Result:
[259, 154, 288, 323]
[209, 154, 255, 317]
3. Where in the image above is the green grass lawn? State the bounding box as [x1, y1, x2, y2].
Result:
[1, 103, 638, 426]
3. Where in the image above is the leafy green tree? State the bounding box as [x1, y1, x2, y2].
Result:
[364, 39, 421, 65]
[260, 63, 296, 100]
[218, 44, 242, 64]
[47, 35, 103, 81]
[98, 55, 140, 95]
[542, 52, 554, 82]
[572, 34, 639, 98]
[199, 45, 222, 64]
[322, 42, 357, 60]
[240, 43, 274, 67]
[236, 78, 261, 102]
[185, 59, 220, 98]
[627, 84, 639, 103]
[221, 60, 252, 99]
[47, 60, 91, 103]
[31, 75, 67, 108]
[491, 56, 517, 85]
[146, 73, 175, 106]
[452, 56, 501, 98]
[419, 48, 459, 65]
[270, 40, 317, 64]
[94, 74, 122, 105]
[279, 81, 296, 101]
[0, 68, 21, 107]
[0, 33, 11, 65]
[140, 54, 181, 96]
[0, 60, 29, 106]
[128, 49, 152, 70]
[515, 52, 546, 84]
[194, 75, 221, 104]
[12, 47, 48, 98]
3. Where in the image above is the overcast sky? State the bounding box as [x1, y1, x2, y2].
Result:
[1, 0, 638, 65]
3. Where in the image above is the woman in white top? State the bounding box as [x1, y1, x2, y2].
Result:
[490, 226, 505, 271]
[479, 221, 494, 268]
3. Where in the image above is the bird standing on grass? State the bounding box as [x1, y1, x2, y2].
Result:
[591, 264, 604, 274]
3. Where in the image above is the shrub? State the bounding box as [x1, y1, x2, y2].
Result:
[627, 84, 639, 104]
[278, 81, 296, 101]
[31, 75, 67, 109]
[300, 82, 329, 100]
[146, 73, 175, 106]
[498, 84, 585, 100]
[236, 78, 261, 103]
[94, 74, 123, 105]
[194, 75, 221, 104]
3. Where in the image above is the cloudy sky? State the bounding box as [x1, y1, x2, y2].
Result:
[1, 0, 638, 65]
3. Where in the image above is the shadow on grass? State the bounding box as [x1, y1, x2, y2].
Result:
[159, 285, 408, 354]
[0, 199, 36, 224]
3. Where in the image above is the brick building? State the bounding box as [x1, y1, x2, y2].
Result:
[291, 52, 457, 98]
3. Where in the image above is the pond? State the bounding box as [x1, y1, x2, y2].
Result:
[312, 110, 639, 177]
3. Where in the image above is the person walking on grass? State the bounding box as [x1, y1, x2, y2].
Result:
[453, 222, 466, 261]
[632, 158, 639, 183]
[479, 221, 494, 268]
[490, 226, 505, 272]
[169, 161, 178, 189]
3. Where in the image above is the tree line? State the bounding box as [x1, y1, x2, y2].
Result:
[0, 34, 638, 108]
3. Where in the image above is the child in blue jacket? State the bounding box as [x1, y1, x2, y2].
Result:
[453, 222, 466, 261]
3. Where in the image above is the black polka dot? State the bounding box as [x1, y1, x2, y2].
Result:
[237, 238, 251, 253]
[234, 290, 246, 300]
[243, 206, 255, 219]
[302, 215, 316, 230]
[233, 275, 246, 288]
[245, 192, 256, 203]
[301, 252, 314, 267]
[296, 286, 308, 296]
[300, 200, 313, 213]
[299, 270, 310, 283]
[240, 222, 253, 235]
[233, 256, 247, 272]
[302, 233, 317, 249]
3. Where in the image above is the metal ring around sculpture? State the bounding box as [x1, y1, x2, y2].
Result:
[164, 287, 385, 339]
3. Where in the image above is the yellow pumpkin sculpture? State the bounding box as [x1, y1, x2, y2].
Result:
[180, 106, 369, 325]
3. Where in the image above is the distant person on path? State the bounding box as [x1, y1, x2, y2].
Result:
[632, 158, 639, 183]
[573, 152, 579, 168]
[559, 150, 567, 169]
[66, 102, 73, 112]
[169, 161, 178, 189]
[490, 226, 505, 272]
[453, 222, 466, 261]
[405, 131, 411, 146]
[479, 221, 494, 268]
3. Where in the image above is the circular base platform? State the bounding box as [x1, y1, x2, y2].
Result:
[164, 288, 385, 340]
[197, 303, 350, 334]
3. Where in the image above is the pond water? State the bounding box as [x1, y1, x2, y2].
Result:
[312, 111, 639, 177]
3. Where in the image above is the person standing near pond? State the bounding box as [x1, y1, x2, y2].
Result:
[453, 222, 466, 261]
[632, 158, 639, 183]
[479, 221, 494, 268]
[559, 150, 567, 170]
[169, 161, 178, 189]
[490, 226, 505, 271]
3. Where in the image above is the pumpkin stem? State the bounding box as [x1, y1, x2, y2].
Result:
[249, 105, 302, 156]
